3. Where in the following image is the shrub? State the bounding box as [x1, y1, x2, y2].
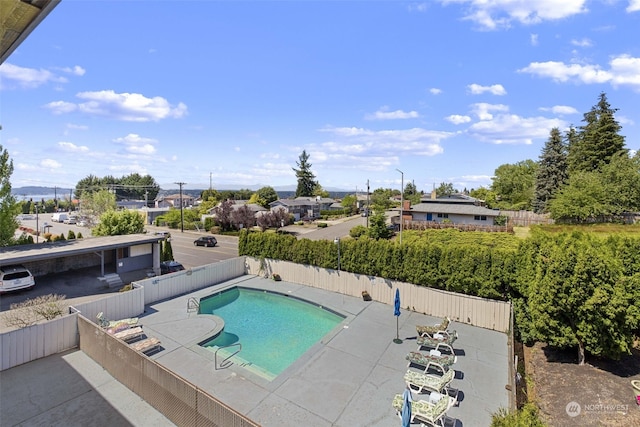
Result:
[4, 294, 67, 328]
[490, 403, 546, 427]
[317, 222, 328, 228]
[350, 225, 367, 239]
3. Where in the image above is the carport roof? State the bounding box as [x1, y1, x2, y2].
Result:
[0, 235, 163, 266]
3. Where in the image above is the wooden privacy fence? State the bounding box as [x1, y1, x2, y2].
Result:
[245, 257, 511, 332]
[501, 210, 553, 226]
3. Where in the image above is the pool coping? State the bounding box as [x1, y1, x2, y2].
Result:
[134, 274, 510, 427]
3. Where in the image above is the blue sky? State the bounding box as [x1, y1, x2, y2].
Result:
[1, 0, 639, 193]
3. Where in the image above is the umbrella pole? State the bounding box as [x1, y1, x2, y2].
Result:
[394, 317, 402, 344]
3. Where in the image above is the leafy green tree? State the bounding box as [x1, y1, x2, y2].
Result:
[469, 187, 498, 208]
[312, 184, 329, 198]
[92, 210, 145, 236]
[293, 150, 317, 197]
[491, 160, 538, 210]
[547, 171, 609, 222]
[533, 128, 568, 213]
[568, 92, 626, 173]
[435, 182, 455, 197]
[253, 186, 279, 208]
[80, 189, 117, 226]
[367, 212, 391, 240]
[370, 188, 393, 210]
[526, 233, 640, 364]
[599, 151, 640, 214]
[119, 173, 160, 202]
[0, 144, 19, 246]
[201, 188, 220, 202]
[219, 189, 254, 201]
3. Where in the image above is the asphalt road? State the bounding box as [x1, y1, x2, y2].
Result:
[2, 216, 367, 312]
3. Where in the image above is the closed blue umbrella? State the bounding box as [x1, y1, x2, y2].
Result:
[401, 387, 412, 427]
[394, 288, 401, 343]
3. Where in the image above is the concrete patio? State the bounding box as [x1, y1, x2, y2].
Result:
[1, 274, 510, 426]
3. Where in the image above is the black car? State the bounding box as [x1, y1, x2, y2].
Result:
[194, 236, 217, 247]
[160, 261, 185, 275]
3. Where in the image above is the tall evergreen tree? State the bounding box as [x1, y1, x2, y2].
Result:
[293, 150, 317, 197]
[568, 92, 626, 173]
[533, 128, 568, 213]
[0, 144, 19, 246]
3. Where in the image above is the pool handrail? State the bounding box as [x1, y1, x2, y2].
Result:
[187, 297, 200, 313]
[215, 342, 242, 370]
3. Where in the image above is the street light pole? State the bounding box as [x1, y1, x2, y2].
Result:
[175, 182, 186, 232]
[396, 169, 404, 245]
[334, 237, 341, 271]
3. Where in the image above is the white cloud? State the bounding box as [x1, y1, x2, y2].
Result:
[519, 54, 640, 90]
[468, 113, 566, 144]
[571, 38, 592, 47]
[530, 34, 539, 46]
[41, 159, 62, 169]
[0, 63, 66, 89]
[44, 101, 77, 114]
[58, 142, 89, 152]
[318, 126, 451, 158]
[468, 83, 507, 95]
[408, 3, 429, 12]
[628, 0, 640, 12]
[471, 103, 509, 120]
[429, 88, 443, 95]
[365, 108, 420, 120]
[438, 0, 588, 29]
[46, 90, 188, 122]
[539, 105, 579, 115]
[113, 133, 158, 155]
[57, 65, 86, 76]
[445, 114, 472, 124]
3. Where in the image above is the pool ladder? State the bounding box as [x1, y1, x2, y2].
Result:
[215, 343, 242, 370]
[187, 297, 199, 313]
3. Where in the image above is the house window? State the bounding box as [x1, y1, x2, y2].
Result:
[474, 215, 479, 220]
[481, 216, 487, 221]
[436, 213, 449, 218]
[117, 247, 130, 259]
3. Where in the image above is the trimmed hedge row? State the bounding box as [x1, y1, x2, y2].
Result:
[238, 229, 520, 299]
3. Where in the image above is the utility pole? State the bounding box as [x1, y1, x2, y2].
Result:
[209, 172, 212, 191]
[175, 182, 186, 232]
[396, 169, 404, 245]
[366, 179, 370, 228]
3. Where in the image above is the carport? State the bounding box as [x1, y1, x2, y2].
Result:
[0, 235, 164, 278]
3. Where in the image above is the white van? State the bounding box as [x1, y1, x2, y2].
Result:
[0, 265, 35, 293]
[51, 212, 69, 223]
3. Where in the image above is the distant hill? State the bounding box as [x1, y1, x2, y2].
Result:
[12, 186, 73, 196]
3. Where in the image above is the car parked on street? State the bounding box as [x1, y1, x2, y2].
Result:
[160, 261, 185, 275]
[194, 236, 217, 247]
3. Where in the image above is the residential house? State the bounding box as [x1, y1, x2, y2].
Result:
[269, 197, 337, 221]
[403, 192, 501, 226]
[155, 193, 195, 209]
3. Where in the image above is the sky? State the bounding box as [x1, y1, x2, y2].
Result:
[1, 0, 640, 194]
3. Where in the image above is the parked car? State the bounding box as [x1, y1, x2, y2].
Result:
[0, 264, 35, 293]
[51, 212, 69, 223]
[194, 236, 217, 247]
[160, 261, 185, 275]
[63, 216, 78, 224]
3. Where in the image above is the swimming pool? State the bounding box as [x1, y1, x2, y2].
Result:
[198, 287, 344, 380]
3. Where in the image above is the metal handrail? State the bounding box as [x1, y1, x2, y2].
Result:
[215, 343, 241, 370]
[187, 297, 199, 313]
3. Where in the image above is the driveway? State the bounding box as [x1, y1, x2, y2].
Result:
[283, 216, 367, 241]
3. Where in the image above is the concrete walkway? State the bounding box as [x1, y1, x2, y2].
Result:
[1, 275, 510, 426]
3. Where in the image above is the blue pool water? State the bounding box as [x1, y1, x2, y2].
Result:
[199, 287, 344, 380]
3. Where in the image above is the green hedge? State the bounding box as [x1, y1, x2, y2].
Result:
[239, 229, 521, 299]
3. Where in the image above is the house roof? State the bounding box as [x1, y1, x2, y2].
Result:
[1, 0, 60, 65]
[409, 202, 500, 216]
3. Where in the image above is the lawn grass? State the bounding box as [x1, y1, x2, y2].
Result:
[536, 223, 640, 236]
